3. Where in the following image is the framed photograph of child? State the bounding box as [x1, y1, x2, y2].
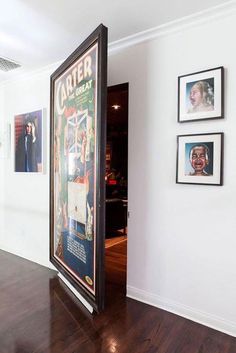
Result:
[178, 67, 224, 122]
[176, 133, 223, 186]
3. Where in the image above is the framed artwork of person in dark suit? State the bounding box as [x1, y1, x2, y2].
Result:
[14, 109, 43, 173]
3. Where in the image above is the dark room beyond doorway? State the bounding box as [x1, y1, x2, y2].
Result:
[105, 83, 128, 297]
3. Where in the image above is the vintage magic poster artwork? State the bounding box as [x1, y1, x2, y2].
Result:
[53, 43, 98, 295]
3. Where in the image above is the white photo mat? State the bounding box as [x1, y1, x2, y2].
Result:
[177, 133, 223, 185]
[178, 67, 223, 122]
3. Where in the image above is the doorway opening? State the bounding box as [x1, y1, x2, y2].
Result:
[105, 83, 128, 299]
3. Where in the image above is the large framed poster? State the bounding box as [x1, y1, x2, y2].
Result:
[50, 24, 107, 312]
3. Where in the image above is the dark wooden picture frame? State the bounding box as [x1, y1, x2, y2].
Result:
[178, 66, 224, 123]
[176, 132, 223, 186]
[50, 24, 107, 312]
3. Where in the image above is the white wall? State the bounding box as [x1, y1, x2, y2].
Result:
[0, 66, 58, 268]
[0, 86, 5, 240]
[108, 11, 236, 336]
[0, 7, 236, 336]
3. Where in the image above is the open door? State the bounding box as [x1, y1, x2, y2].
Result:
[50, 24, 107, 312]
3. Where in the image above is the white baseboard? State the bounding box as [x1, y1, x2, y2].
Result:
[127, 285, 236, 337]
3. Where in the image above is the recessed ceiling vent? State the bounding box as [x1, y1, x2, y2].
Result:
[0, 57, 21, 72]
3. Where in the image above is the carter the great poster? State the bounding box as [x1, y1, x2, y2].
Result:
[53, 43, 98, 295]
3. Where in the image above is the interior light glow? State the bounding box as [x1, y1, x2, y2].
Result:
[112, 104, 121, 110]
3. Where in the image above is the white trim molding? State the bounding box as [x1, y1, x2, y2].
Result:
[109, 0, 236, 55]
[127, 285, 236, 338]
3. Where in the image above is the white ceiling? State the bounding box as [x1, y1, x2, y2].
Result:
[0, 0, 230, 82]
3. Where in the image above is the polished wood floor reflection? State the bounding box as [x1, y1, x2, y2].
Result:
[0, 248, 236, 353]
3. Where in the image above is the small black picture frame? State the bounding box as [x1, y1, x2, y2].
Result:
[178, 67, 224, 123]
[176, 132, 223, 186]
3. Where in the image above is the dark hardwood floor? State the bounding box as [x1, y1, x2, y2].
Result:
[0, 247, 235, 353]
[105, 238, 127, 289]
